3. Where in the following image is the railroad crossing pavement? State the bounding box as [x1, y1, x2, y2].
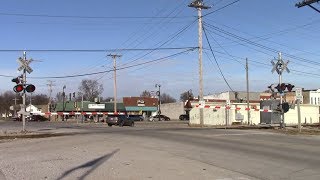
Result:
[0, 120, 320, 179]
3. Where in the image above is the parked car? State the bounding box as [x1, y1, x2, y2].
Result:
[28, 115, 49, 121]
[179, 114, 189, 121]
[128, 115, 144, 121]
[149, 115, 171, 121]
[106, 115, 134, 127]
[12, 116, 21, 121]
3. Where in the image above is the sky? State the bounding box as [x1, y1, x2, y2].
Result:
[0, 0, 320, 101]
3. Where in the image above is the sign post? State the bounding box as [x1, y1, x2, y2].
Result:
[295, 87, 303, 133]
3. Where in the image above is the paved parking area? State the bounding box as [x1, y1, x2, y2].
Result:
[0, 120, 320, 180]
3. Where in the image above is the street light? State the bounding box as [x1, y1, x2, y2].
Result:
[155, 84, 161, 121]
[62, 85, 66, 121]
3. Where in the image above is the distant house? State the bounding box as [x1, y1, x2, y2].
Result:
[26, 104, 42, 114]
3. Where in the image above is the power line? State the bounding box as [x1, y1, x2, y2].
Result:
[203, 22, 320, 66]
[203, 0, 240, 17]
[18, 48, 196, 79]
[202, 25, 235, 92]
[0, 12, 193, 19]
[0, 47, 197, 53]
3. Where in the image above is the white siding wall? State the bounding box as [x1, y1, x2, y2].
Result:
[190, 103, 320, 126]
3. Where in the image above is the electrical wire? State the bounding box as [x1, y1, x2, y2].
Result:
[0, 47, 196, 52]
[0, 12, 193, 19]
[202, 25, 235, 92]
[203, 22, 320, 66]
[9, 48, 195, 79]
[203, 0, 240, 17]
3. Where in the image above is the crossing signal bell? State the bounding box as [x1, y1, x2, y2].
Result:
[11, 77, 20, 84]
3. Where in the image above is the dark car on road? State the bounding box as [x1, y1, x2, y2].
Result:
[179, 114, 189, 121]
[28, 115, 49, 121]
[128, 115, 144, 121]
[106, 115, 134, 127]
[150, 115, 171, 121]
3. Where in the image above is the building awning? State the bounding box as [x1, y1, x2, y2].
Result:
[125, 106, 157, 112]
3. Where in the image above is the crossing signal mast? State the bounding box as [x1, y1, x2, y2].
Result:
[270, 52, 292, 128]
[13, 51, 36, 132]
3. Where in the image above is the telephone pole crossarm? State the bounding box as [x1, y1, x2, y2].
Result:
[296, 0, 320, 13]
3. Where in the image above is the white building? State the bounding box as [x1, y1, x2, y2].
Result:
[26, 104, 42, 114]
[309, 89, 320, 105]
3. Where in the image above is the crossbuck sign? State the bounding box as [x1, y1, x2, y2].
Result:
[17, 57, 33, 74]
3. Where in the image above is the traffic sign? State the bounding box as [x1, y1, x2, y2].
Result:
[295, 87, 303, 101]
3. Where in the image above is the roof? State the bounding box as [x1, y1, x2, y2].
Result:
[123, 97, 158, 107]
[54, 101, 126, 112]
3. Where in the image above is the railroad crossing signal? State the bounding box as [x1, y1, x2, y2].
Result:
[17, 57, 33, 74]
[271, 59, 290, 74]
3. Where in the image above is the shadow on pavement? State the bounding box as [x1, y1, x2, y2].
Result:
[56, 149, 119, 180]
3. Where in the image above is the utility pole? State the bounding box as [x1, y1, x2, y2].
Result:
[271, 52, 290, 129]
[47, 80, 55, 121]
[246, 58, 250, 125]
[296, 0, 320, 13]
[155, 84, 161, 121]
[108, 54, 122, 113]
[189, 0, 210, 126]
[62, 85, 66, 121]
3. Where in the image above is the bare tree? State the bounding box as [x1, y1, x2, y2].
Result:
[78, 79, 104, 101]
[55, 92, 63, 102]
[180, 90, 194, 102]
[160, 93, 176, 104]
[0, 91, 16, 118]
[140, 90, 151, 97]
[26, 94, 49, 105]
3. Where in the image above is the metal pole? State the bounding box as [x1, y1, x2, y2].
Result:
[278, 52, 284, 129]
[297, 99, 302, 133]
[22, 51, 27, 132]
[246, 58, 250, 125]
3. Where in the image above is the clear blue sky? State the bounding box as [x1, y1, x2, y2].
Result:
[0, 0, 319, 101]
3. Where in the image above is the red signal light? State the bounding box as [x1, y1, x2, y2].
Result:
[25, 84, 35, 93]
[13, 85, 24, 93]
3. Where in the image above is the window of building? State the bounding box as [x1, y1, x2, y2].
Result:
[311, 98, 313, 104]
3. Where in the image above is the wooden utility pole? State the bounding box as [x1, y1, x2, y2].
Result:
[108, 54, 122, 113]
[189, 0, 210, 126]
[246, 58, 250, 125]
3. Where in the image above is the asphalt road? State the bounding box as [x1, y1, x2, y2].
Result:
[0, 120, 320, 180]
